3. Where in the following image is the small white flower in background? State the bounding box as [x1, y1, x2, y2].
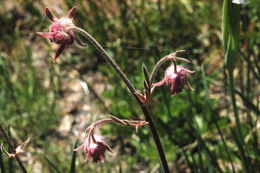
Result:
[232, 0, 248, 4]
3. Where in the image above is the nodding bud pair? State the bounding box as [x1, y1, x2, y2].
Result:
[37, 6, 85, 60]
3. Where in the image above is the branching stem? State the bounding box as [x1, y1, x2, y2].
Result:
[71, 26, 170, 173]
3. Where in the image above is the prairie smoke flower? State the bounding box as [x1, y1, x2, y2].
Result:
[36, 7, 77, 60]
[154, 64, 194, 96]
[74, 134, 112, 163]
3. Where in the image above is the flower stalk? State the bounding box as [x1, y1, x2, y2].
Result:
[149, 50, 190, 84]
[75, 116, 148, 162]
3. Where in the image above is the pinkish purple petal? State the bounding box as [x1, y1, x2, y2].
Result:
[106, 145, 113, 153]
[50, 22, 63, 32]
[99, 154, 105, 162]
[85, 153, 91, 162]
[186, 82, 193, 90]
[181, 67, 195, 74]
[153, 78, 166, 87]
[73, 144, 84, 151]
[36, 32, 53, 39]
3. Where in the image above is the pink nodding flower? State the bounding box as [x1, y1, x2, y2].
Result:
[36, 6, 77, 60]
[154, 65, 194, 96]
[74, 134, 112, 163]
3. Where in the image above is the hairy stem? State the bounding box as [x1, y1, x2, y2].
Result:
[70, 27, 136, 95]
[72, 26, 170, 173]
[0, 123, 27, 173]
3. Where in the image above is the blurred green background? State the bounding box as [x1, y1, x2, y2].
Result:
[0, 0, 259, 172]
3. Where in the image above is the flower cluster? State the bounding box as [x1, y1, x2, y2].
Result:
[37, 7, 194, 168]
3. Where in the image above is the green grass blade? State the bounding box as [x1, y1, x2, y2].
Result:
[240, 51, 260, 82]
[223, 1, 240, 71]
[8, 158, 14, 173]
[231, 129, 252, 173]
[201, 64, 236, 172]
[0, 147, 5, 173]
[182, 149, 193, 172]
[69, 140, 78, 173]
[235, 89, 260, 115]
[187, 91, 223, 172]
[198, 135, 223, 173]
[42, 155, 61, 173]
[222, 0, 229, 51]
[197, 142, 205, 172]
[222, 1, 253, 172]
[190, 151, 198, 173]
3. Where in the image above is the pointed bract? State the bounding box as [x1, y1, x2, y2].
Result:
[67, 6, 77, 19]
[45, 8, 57, 21]
[54, 44, 66, 60]
[36, 32, 53, 39]
[75, 36, 87, 47]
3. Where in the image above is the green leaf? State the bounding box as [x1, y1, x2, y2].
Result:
[222, 0, 240, 71]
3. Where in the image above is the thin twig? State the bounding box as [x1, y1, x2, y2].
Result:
[0, 123, 27, 173]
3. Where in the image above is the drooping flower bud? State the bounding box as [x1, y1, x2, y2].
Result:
[153, 65, 194, 96]
[74, 134, 112, 163]
[36, 7, 77, 60]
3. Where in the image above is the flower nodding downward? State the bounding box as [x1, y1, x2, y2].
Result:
[36, 6, 78, 61]
[154, 65, 194, 96]
[74, 134, 112, 163]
